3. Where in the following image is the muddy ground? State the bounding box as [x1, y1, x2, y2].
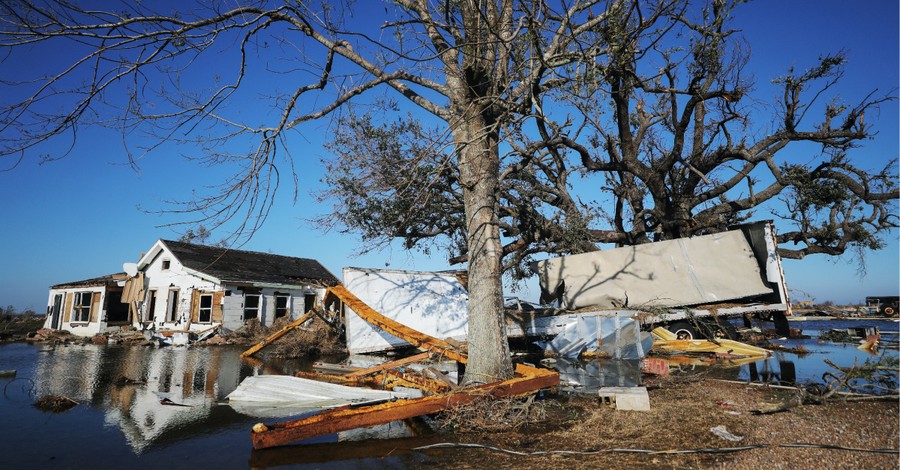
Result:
[418, 377, 899, 469]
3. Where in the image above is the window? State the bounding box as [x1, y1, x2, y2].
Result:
[243, 294, 260, 321]
[161, 259, 171, 270]
[146, 290, 157, 321]
[198, 294, 213, 323]
[274, 295, 290, 318]
[72, 292, 93, 323]
[304, 294, 317, 313]
[166, 290, 179, 322]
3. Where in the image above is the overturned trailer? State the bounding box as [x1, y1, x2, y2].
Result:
[531, 221, 792, 338]
[338, 222, 791, 357]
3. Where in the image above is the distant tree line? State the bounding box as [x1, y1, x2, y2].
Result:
[1, 305, 41, 319]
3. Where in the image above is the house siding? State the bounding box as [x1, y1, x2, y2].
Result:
[142, 245, 217, 331]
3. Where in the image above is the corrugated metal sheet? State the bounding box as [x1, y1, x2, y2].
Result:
[226, 375, 413, 418]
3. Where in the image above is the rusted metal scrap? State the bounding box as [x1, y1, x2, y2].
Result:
[250, 285, 559, 449]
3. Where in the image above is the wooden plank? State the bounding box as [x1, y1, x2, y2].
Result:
[187, 290, 198, 329]
[63, 292, 72, 324]
[425, 367, 458, 390]
[343, 352, 431, 378]
[252, 363, 558, 449]
[212, 291, 224, 323]
[91, 292, 101, 323]
[313, 362, 361, 375]
[240, 311, 315, 358]
[295, 369, 451, 394]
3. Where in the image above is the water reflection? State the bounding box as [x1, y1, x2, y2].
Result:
[31, 344, 256, 453]
[554, 318, 899, 394]
[735, 319, 899, 389]
[1, 317, 896, 467]
[20, 343, 428, 459]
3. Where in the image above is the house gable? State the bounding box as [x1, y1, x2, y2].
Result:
[157, 239, 340, 288]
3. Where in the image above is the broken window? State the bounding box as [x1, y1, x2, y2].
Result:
[243, 294, 260, 321]
[198, 294, 213, 323]
[146, 290, 157, 322]
[304, 294, 317, 313]
[166, 289, 179, 322]
[274, 294, 289, 318]
[72, 291, 92, 323]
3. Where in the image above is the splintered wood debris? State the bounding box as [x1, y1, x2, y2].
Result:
[249, 285, 559, 449]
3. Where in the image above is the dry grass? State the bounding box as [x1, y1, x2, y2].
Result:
[420, 378, 899, 469]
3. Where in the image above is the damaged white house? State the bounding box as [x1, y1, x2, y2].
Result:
[44, 240, 340, 336]
[45, 273, 132, 337]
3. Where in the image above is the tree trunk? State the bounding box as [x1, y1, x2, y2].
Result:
[455, 115, 514, 385]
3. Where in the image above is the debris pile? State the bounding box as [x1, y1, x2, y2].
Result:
[240, 285, 559, 449]
[648, 327, 771, 367]
[268, 316, 345, 357]
[436, 395, 545, 433]
[26, 328, 81, 344]
[33, 394, 78, 413]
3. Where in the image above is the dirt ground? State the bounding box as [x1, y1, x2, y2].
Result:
[419, 377, 899, 469]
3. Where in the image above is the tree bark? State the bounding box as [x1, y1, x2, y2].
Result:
[454, 113, 513, 385]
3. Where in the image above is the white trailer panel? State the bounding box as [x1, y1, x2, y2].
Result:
[343, 268, 469, 354]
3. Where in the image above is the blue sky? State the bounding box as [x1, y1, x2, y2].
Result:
[0, 1, 897, 311]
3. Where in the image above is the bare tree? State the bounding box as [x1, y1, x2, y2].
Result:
[1, 0, 663, 383]
[319, 0, 898, 279]
[560, 0, 898, 262]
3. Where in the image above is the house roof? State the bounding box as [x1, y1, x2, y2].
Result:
[51, 273, 127, 289]
[159, 240, 340, 287]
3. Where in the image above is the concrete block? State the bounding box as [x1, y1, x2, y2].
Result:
[598, 386, 650, 411]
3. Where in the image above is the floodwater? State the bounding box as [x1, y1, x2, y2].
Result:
[0, 318, 897, 468]
[546, 318, 900, 394]
[0, 343, 437, 469]
[732, 318, 900, 389]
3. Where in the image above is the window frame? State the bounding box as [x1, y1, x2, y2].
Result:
[274, 294, 290, 318]
[166, 289, 179, 322]
[304, 293, 317, 313]
[243, 294, 261, 321]
[198, 294, 213, 323]
[72, 291, 93, 323]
